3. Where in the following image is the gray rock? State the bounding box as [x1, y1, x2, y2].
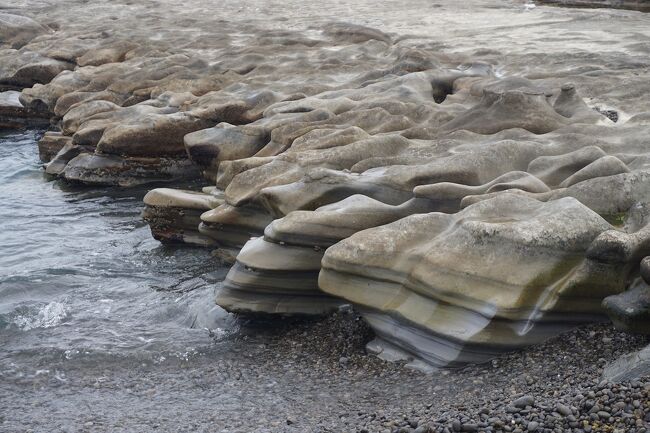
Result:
[641, 256, 650, 284]
[602, 344, 650, 382]
[513, 396, 535, 409]
[603, 281, 650, 335]
[555, 403, 572, 417]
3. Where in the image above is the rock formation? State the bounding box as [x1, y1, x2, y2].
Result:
[3, 0, 650, 368]
[142, 187, 224, 247]
[320, 194, 627, 367]
[603, 256, 650, 335]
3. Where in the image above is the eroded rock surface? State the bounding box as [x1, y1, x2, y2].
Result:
[143, 187, 224, 246]
[0, 90, 49, 128]
[4, 0, 650, 367]
[320, 194, 628, 366]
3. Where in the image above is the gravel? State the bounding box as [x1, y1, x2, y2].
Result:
[1, 308, 648, 432]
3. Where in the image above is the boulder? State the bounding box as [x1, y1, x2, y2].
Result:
[603, 280, 650, 335]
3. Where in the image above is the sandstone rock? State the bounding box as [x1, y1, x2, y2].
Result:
[557, 155, 629, 188]
[0, 13, 50, 49]
[199, 203, 274, 249]
[216, 236, 343, 315]
[0, 50, 74, 91]
[0, 90, 49, 128]
[5, 0, 650, 370]
[184, 123, 268, 180]
[319, 194, 626, 367]
[440, 89, 570, 135]
[215, 196, 438, 315]
[62, 153, 200, 187]
[142, 188, 223, 246]
[44, 141, 93, 176]
[322, 22, 392, 45]
[37, 131, 71, 162]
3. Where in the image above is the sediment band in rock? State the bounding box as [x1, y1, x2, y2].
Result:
[319, 194, 631, 367]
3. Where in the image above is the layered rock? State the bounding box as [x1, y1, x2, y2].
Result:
[37, 131, 71, 162]
[216, 236, 342, 315]
[210, 81, 617, 315]
[319, 194, 630, 367]
[0, 90, 49, 129]
[206, 78, 650, 365]
[216, 196, 437, 314]
[4, 0, 650, 368]
[142, 187, 224, 246]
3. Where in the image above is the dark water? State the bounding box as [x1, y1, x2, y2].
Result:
[0, 129, 235, 383]
[535, 0, 650, 12]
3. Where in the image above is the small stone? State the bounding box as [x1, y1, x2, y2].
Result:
[555, 403, 572, 417]
[527, 421, 539, 432]
[513, 396, 535, 409]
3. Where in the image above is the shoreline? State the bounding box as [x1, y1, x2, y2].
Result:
[1, 0, 650, 430]
[1, 308, 648, 432]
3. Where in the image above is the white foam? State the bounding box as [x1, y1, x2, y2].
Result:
[13, 301, 68, 330]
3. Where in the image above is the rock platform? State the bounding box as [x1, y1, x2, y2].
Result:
[3, 0, 650, 368]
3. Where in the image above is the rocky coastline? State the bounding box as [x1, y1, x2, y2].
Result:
[1, 0, 649, 431]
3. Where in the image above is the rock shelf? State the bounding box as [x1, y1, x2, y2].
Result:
[3, 0, 650, 369]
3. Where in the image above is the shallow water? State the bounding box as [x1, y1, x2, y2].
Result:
[0, 129, 235, 379]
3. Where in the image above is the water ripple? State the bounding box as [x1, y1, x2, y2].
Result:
[0, 129, 235, 367]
